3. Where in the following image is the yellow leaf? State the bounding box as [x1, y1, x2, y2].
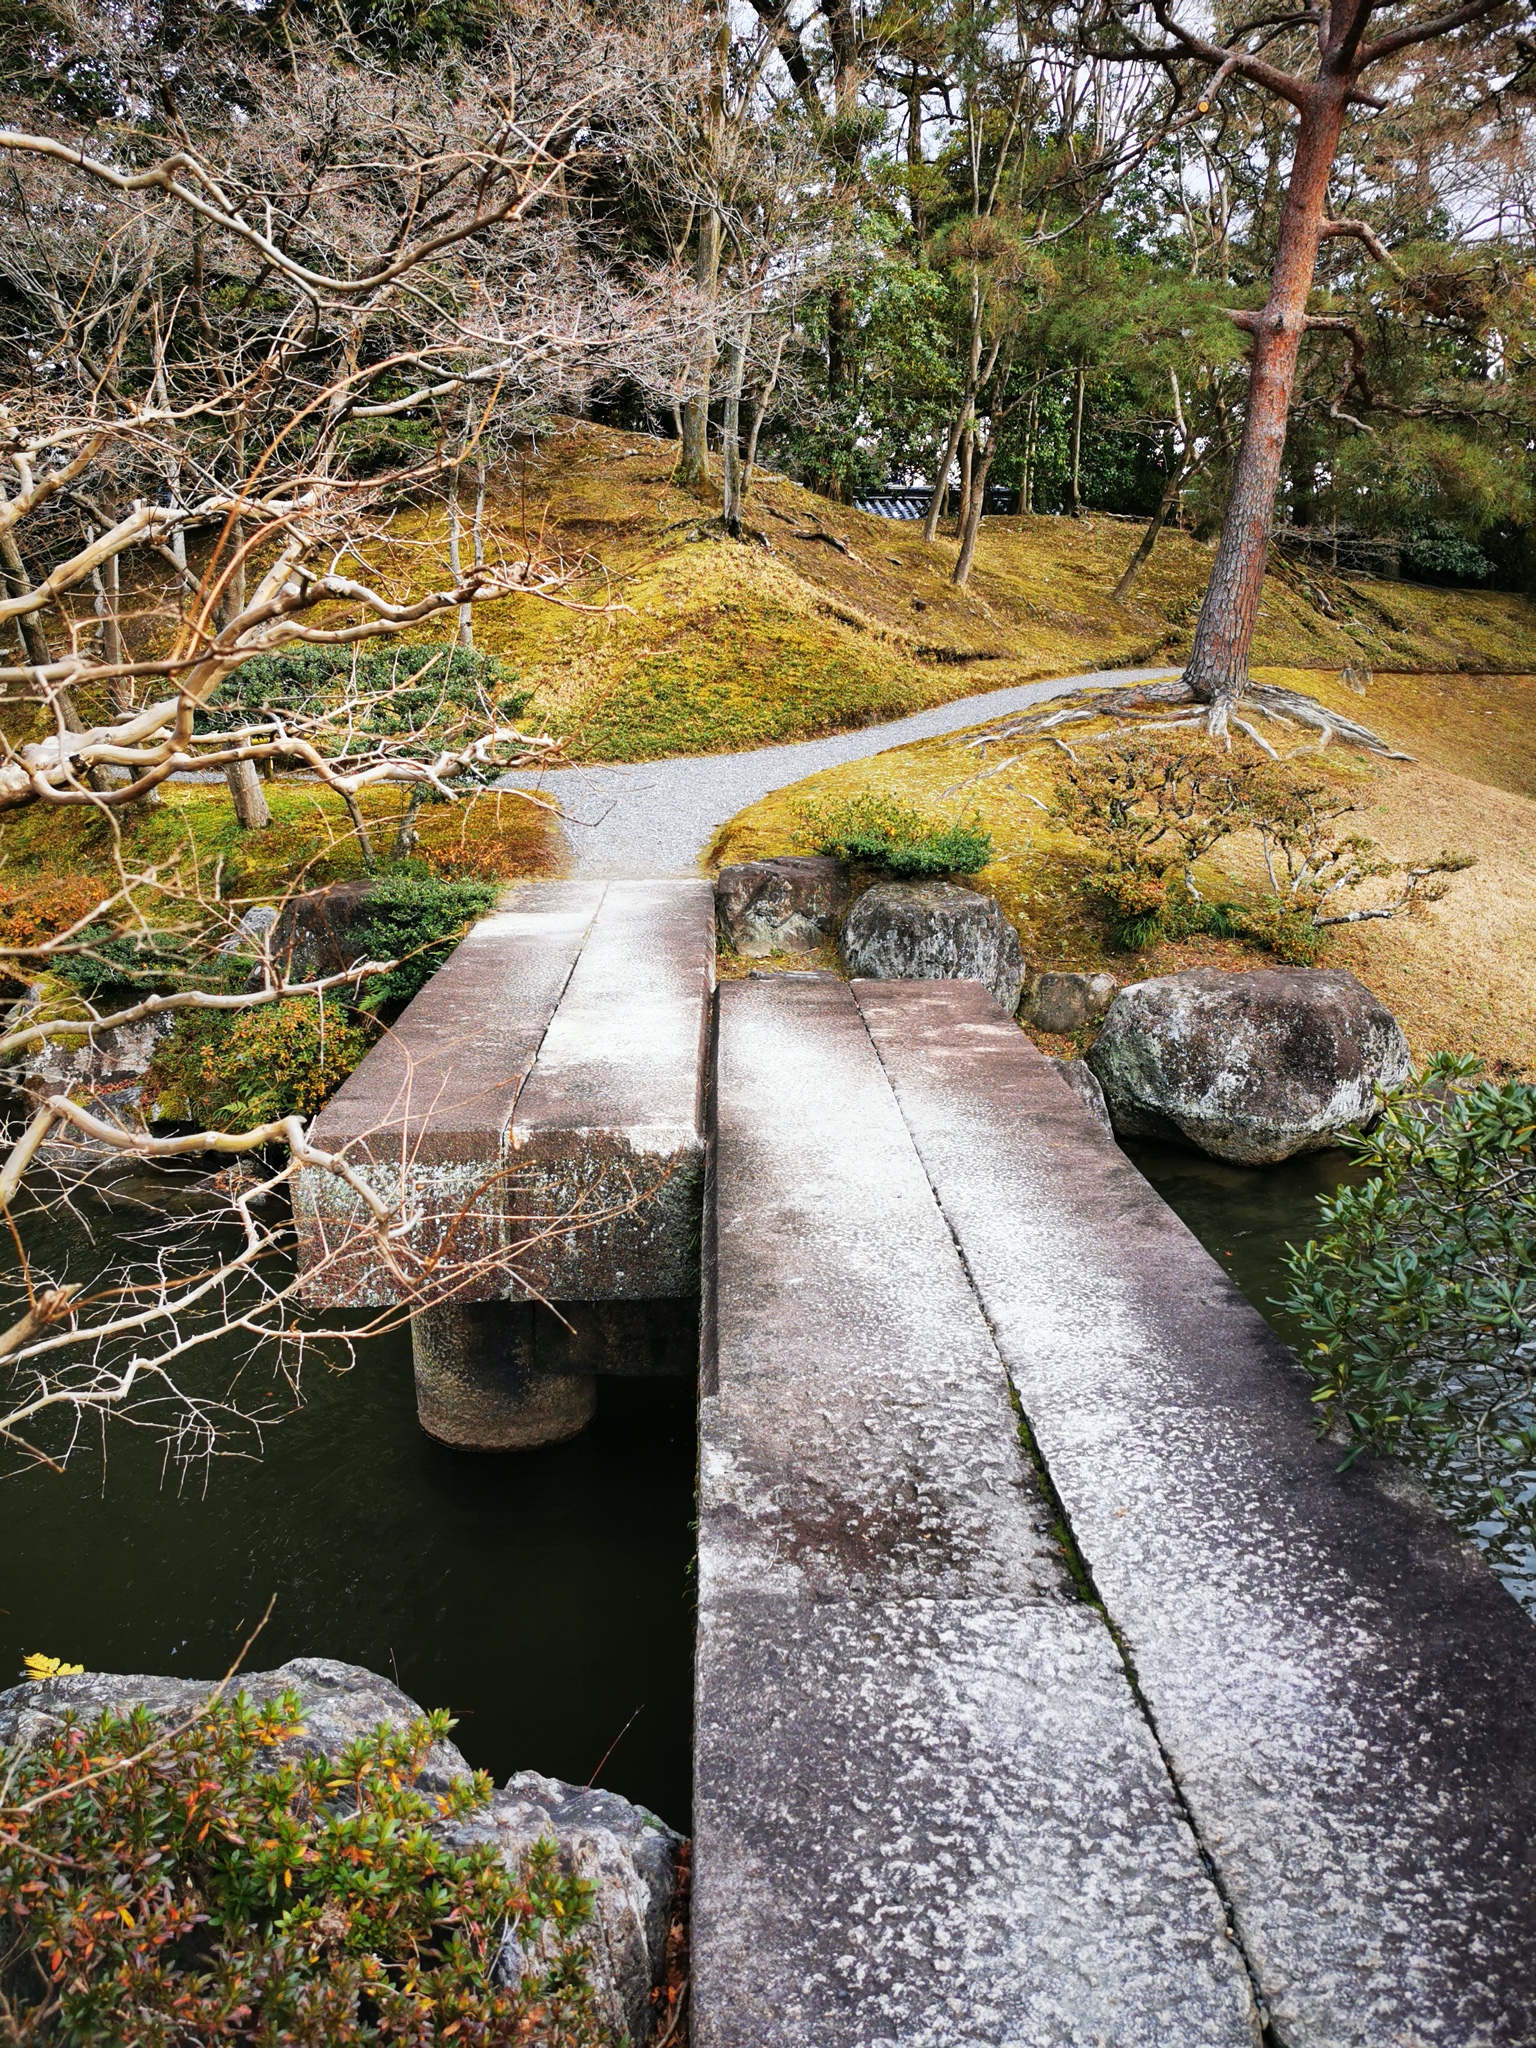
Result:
[21, 1653, 80, 1681]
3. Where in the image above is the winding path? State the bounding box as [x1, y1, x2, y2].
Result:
[506, 665, 1179, 876]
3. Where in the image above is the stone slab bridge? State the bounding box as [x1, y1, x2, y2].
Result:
[296, 879, 1536, 2048]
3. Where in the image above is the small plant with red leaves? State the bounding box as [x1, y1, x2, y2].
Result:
[0, 1691, 601, 2045]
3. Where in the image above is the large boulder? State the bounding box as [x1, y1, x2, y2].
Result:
[1086, 966, 1410, 1164]
[1022, 970, 1118, 1035]
[841, 881, 1025, 1013]
[9, 1009, 177, 1118]
[0, 1657, 681, 2045]
[716, 856, 850, 957]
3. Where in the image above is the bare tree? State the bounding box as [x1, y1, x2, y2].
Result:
[0, 4, 696, 1466]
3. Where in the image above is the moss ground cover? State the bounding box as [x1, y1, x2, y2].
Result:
[366, 421, 1536, 764]
[0, 781, 558, 906]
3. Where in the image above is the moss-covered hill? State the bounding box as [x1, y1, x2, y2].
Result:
[381, 419, 1536, 763]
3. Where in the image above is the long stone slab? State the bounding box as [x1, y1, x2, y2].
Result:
[295, 879, 712, 1306]
[854, 976, 1536, 2048]
[695, 974, 1260, 2046]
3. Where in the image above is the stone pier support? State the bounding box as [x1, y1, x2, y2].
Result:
[412, 1303, 595, 1451]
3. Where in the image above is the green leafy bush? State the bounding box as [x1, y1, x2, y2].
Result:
[1281, 1056, 1536, 1554]
[804, 792, 992, 876]
[198, 644, 533, 750]
[144, 997, 377, 1128]
[0, 1688, 601, 2045]
[349, 869, 500, 1012]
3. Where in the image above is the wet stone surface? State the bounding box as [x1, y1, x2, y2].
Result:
[857, 978, 1536, 2048]
[694, 975, 1259, 2047]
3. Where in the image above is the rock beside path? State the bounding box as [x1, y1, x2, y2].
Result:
[0, 1657, 681, 2045]
[1087, 966, 1410, 1164]
[716, 856, 849, 956]
[841, 881, 1025, 1013]
[1022, 970, 1118, 1035]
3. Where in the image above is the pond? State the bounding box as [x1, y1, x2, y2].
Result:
[0, 1173, 699, 1830]
[1131, 1138, 1536, 1621]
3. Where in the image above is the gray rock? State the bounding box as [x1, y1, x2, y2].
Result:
[448, 1771, 681, 2045]
[218, 903, 280, 955]
[1050, 1056, 1114, 1136]
[1022, 970, 1118, 1034]
[0, 1656, 681, 2044]
[269, 880, 378, 982]
[841, 881, 1024, 1012]
[9, 1007, 177, 1119]
[715, 856, 849, 957]
[1087, 966, 1410, 1164]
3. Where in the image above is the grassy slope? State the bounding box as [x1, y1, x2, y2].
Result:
[380, 420, 1536, 763]
[708, 666, 1536, 1077]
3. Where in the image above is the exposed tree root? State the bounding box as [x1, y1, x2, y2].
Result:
[966, 676, 1412, 760]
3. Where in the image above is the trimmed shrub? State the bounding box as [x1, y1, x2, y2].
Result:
[0, 1688, 601, 2045]
[0, 880, 131, 996]
[197, 643, 533, 751]
[804, 792, 992, 876]
[348, 869, 500, 1012]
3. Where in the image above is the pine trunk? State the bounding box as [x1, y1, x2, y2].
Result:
[952, 441, 996, 588]
[1183, 87, 1349, 722]
[1113, 455, 1187, 603]
[1069, 365, 1085, 516]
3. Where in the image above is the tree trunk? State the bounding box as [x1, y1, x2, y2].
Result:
[1113, 456, 1188, 603]
[680, 209, 721, 490]
[955, 423, 975, 538]
[922, 409, 967, 545]
[721, 331, 747, 536]
[907, 62, 926, 238]
[448, 466, 473, 650]
[225, 758, 272, 830]
[1183, 86, 1349, 723]
[1021, 381, 1039, 514]
[1069, 364, 1086, 516]
[741, 329, 787, 495]
[952, 439, 996, 588]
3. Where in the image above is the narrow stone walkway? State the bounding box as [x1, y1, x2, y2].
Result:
[503, 665, 1179, 875]
[695, 973, 1260, 2047]
[694, 972, 1536, 2047]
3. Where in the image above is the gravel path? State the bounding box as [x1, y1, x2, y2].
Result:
[504, 665, 1178, 876]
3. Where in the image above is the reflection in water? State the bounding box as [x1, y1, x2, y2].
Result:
[0, 1173, 698, 1827]
[1129, 1138, 1536, 1619]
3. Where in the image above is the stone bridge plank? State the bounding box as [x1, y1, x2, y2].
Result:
[295, 879, 712, 1307]
[854, 976, 1536, 2048]
[694, 974, 1260, 2047]
[509, 877, 714, 1300]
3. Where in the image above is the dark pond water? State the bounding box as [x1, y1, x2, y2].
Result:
[0, 1205, 699, 1827]
[1130, 1138, 1536, 1618]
